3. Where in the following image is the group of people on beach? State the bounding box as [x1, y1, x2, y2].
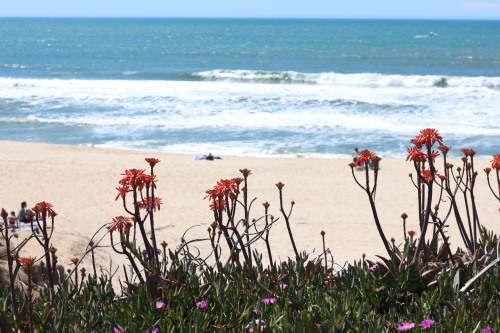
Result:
[0, 201, 33, 229]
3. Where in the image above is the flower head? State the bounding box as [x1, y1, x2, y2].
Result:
[35, 202, 55, 217]
[414, 128, 443, 148]
[406, 147, 427, 162]
[369, 264, 378, 271]
[438, 145, 451, 156]
[461, 148, 476, 157]
[18, 257, 36, 268]
[275, 182, 285, 190]
[196, 300, 207, 308]
[151, 329, 159, 333]
[420, 170, 435, 183]
[261, 298, 277, 304]
[145, 157, 160, 168]
[356, 150, 377, 167]
[139, 197, 163, 212]
[277, 284, 288, 289]
[397, 322, 415, 331]
[156, 301, 166, 309]
[120, 169, 148, 189]
[419, 319, 435, 329]
[481, 327, 492, 333]
[491, 155, 500, 170]
[115, 186, 132, 201]
[107, 216, 133, 233]
[239, 168, 252, 177]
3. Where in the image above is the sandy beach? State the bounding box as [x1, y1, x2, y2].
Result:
[1, 141, 498, 277]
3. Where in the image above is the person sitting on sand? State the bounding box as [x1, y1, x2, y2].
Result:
[18, 201, 28, 223]
[352, 147, 362, 170]
[7, 211, 18, 228]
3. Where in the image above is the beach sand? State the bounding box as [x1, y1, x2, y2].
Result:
[1, 141, 498, 281]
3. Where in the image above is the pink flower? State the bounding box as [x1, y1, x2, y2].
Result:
[397, 322, 415, 331]
[481, 328, 492, 333]
[419, 319, 435, 329]
[261, 298, 276, 304]
[316, 323, 322, 328]
[278, 283, 288, 289]
[196, 300, 207, 308]
[151, 329, 159, 333]
[369, 264, 378, 271]
[156, 301, 165, 309]
[113, 329, 121, 333]
[248, 325, 266, 332]
[253, 308, 259, 314]
[288, 300, 293, 305]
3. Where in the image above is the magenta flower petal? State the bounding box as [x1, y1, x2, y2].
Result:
[481, 328, 492, 333]
[155, 301, 165, 309]
[369, 264, 378, 271]
[113, 329, 121, 333]
[397, 322, 415, 331]
[261, 298, 277, 304]
[151, 329, 159, 333]
[196, 300, 207, 308]
[419, 319, 435, 329]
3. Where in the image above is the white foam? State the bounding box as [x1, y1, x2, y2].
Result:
[0, 76, 498, 148]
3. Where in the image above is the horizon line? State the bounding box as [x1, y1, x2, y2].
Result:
[0, 16, 499, 21]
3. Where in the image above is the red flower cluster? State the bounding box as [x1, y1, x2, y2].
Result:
[18, 257, 36, 268]
[107, 216, 133, 233]
[139, 197, 163, 212]
[413, 128, 443, 148]
[205, 178, 242, 212]
[356, 150, 380, 167]
[490, 155, 500, 170]
[35, 202, 55, 217]
[145, 157, 160, 167]
[438, 145, 452, 156]
[406, 147, 427, 162]
[115, 186, 132, 201]
[119, 169, 156, 190]
[461, 149, 476, 157]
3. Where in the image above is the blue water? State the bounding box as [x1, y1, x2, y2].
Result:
[1, 18, 499, 157]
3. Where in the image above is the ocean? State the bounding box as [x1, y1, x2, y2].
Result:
[0, 18, 499, 158]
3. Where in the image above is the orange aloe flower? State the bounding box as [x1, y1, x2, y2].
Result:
[35, 202, 55, 217]
[461, 148, 476, 157]
[210, 199, 227, 212]
[406, 147, 426, 162]
[120, 169, 148, 189]
[427, 150, 440, 163]
[491, 154, 500, 170]
[139, 197, 163, 212]
[356, 149, 377, 166]
[414, 128, 443, 148]
[107, 216, 133, 232]
[239, 169, 252, 177]
[438, 145, 451, 156]
[145, 157, 160, 167]
[115, 186, 132, 201]
[214, 179, 238, 196]
[69, 258, 79, 265]
[420, 170, 435, 183]
[18, 257, 36, 268]
[275, 182, 285, 190]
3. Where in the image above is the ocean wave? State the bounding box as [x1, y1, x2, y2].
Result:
[185, 70, 500, 88]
